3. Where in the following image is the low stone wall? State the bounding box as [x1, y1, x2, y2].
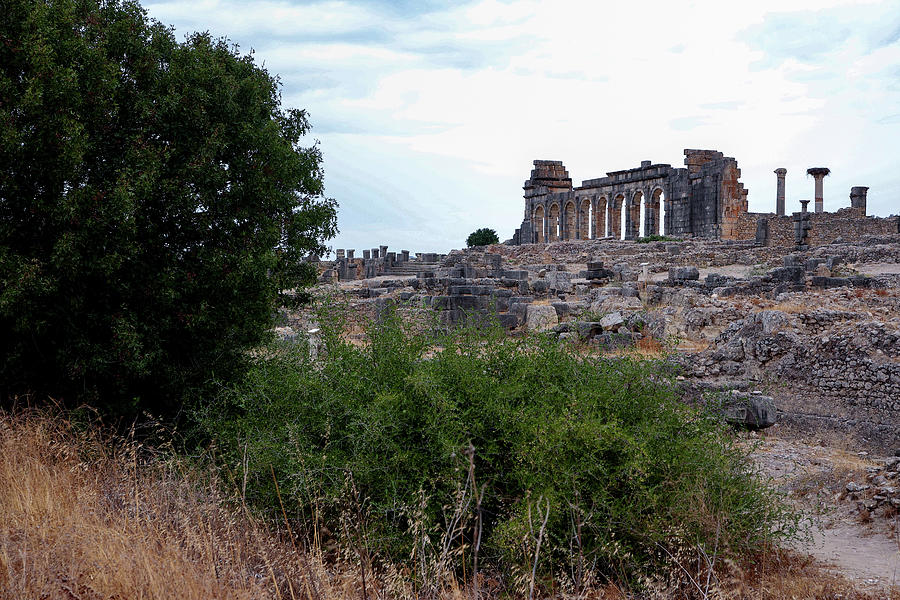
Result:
[683, 309, 900, 450]
[732, 209, 899, 248]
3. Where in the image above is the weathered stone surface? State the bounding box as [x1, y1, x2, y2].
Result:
[591, 296, 643, 313]
[720, 393, 777, 430]
[526, 304, 559, 331]
[574, 321, 602, 340]
[599, 312, 624, 330]
[552, 302, 572, 319]
[669, 266, 700, 281]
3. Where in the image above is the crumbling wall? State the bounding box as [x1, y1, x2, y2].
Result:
[684, 309, 900, 450]
[733, 210, 900, 248]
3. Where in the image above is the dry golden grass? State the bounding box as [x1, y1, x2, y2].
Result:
[0, 410, 370, 600]
[1, 410, 894, 600]
[715, 546, 900, 600]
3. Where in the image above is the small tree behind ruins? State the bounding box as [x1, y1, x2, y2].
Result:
[467, 227, 500, 247]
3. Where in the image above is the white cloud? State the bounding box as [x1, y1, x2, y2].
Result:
[145, 0, 900, 254]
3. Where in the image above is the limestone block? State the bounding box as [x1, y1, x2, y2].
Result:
[592, 296, 643, 313]
[720, 393, 777, 430]
[551, 302, 571, 319]
[496, 313, 519, 329]
[668, 266, 700, 281]
[599, 312, 624, 330]
[526, 304, 558, 331]
[531, 279, 550, 294]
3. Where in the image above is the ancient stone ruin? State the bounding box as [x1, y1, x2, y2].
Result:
[319, 245, 446, 283]
[511, 149, 898, 248]
[512, 150, 749, 244]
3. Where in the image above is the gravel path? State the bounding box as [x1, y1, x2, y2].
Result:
[752, 432, 900, 592]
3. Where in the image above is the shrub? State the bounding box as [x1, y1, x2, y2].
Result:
[203, 302, 797, 586]
[0, 0, 337, 418]
[466, 228, 500, 247]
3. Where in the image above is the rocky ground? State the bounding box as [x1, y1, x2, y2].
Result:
[751, 429, 900, 592]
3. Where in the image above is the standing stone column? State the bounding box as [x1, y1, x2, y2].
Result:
[806, 167, 830, 213]
[774, 168, 787, 216]
[850, 186, 868, 214]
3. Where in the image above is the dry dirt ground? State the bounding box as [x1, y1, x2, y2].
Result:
[752, 428, 900, 592]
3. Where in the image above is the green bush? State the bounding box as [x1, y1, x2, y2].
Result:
[0, 0, 337, 417]
[466, 227, 500, 247]
[203, 302, 796, 584]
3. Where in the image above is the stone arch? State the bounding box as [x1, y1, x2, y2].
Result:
[579, 197, 592, 239]
[595, 196, 608, 238]
[627, 191, 642, 240]
[649, 187, 664, 237]
[564, 200, 576, 241]
[548, 203, 560, 242]
[611, 194, 624, 240]
[533, 204, 545, 243]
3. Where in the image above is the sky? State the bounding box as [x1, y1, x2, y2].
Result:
[144, 0, 900, 255]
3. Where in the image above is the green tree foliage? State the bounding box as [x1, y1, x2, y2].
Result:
[466, 227, 499, 247]
[0, 0, 338, 417]
[205, 304, 797, 585]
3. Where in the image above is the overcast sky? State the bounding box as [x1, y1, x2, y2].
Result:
[145, 0, 900, 255]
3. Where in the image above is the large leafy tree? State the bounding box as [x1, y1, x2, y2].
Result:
[0, 0, 338, 417]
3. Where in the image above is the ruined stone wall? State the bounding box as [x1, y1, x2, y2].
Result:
[777, 318, 900, 450]
[732, 209, 900, 248]
[686, 307, 900, 450]
[681, 150, 748, 240]
[515, 149, 749, 244]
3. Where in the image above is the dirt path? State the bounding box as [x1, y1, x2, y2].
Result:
[804, 522, 900, 588]
[752, 432, 900, 592]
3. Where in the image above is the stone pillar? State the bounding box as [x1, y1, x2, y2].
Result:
[807, 167, 830, 213]
[336, 249, 345, 260]
[380, 245, 388, 258]
[363, 249, 371, 260]
[371, 248, 379, 259]
[850, 186, 868, 214]
[795, 201, 811, 250]
[401, 250, 410, 262]
[774, 168, 787, 216]
[347, 249, 354, 259]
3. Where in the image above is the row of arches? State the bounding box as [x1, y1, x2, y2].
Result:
[532, 189, 666, 243]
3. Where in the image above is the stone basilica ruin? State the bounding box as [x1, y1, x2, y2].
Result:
[512, 149, 748, 244]
[511, 149, 898, 246]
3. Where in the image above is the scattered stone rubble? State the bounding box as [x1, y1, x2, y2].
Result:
[848, 455, 900, 516]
